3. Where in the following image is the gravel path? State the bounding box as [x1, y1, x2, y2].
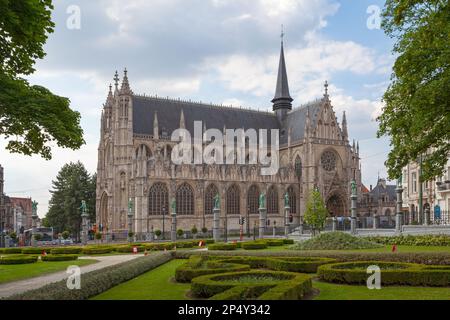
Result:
[0, 254, 142, 299]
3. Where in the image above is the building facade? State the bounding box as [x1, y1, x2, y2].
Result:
[402, 154, 450, 225]
[96, 41, 362, 239]
[0, 164, 13, 246]
[10, 197, 33, 234]
[358, 178, 396, 228]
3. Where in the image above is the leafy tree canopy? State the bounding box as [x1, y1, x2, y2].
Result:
[0, 0, 84, 159]
[303, 189, 328, 235]
[378, 0, 450, 181]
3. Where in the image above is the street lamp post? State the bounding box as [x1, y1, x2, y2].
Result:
[395, 176, 404, 234]
[31, 201, 38, 247]
[80, 200, 89, 246]
[350, 180, 358, 235]
[170, 198, 177, 242]
[162, 205, 166, 240]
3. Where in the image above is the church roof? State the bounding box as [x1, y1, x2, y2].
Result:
[133, 95, 280, 138]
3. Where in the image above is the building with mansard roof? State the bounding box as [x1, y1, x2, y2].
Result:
[96, 40, 362, 239]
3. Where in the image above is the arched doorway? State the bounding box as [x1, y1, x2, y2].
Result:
[326, 194, 345, 217]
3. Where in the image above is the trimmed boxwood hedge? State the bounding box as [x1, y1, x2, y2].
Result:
[50, 247, 83, 255]
[0, 255, 38, 265]
[264, 239, 285, 247]
[366, 234, 450, 247]
[114, 245, 145, 253]
[283, 239, 295, 245]
[241, 241, 267, 250]
[41, 254, 79, 262]
[6, 252, 173, 300]
[21, 248, 51, 254]
[191, 270, 312, 300]
[144, 242, 176, 251]
[208, 243, 237, 251]
[175, 256, 251, 283]
[0, 248, 22, 254]
[175, 250, 450, 265]
[82, 246, 114, 255]
[318, 261, 450, 287]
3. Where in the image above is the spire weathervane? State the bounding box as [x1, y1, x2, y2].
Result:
[281, 24, 285, 44]
[324, 80, 329, 97]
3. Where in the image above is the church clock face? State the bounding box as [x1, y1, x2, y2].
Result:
[321, 151, 337, 172]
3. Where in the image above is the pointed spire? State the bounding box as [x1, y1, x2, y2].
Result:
[113, 71, 120, 92]
[272, 27, 293, 120]
[153, 111, 159, 139]
[120, 68, 132, 95]
[342, 111, 348, 141]
[106, 83, 114, 105]
[357, 141, 360, 155]
[324, 80, 329, 99]
[179, 109, 185, 129]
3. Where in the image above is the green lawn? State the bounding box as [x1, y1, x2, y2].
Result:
[313, 280, 450, 300]
[92, 259, 191, 300]
[0, 259, 98, 285]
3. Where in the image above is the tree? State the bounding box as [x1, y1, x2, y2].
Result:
[191, 226, 198, 239]
[377, 0, 450, 181]
[303, 189, 328, 236]
[0, 0, 84, 159]
[45, 162, 96, 240]
[61, 231, 70, 240]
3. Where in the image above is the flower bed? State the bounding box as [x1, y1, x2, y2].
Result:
[318, 261, 450, 286]
[191, 270, 312, 300]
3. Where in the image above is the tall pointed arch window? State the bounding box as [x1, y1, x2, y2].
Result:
[176, 183, 195, 215]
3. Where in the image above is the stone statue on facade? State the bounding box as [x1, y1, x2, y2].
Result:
[171, 197, 176, 214]
[213, 193, 220, 210]
[284, 192, 290, 208]
[351, 180, 357, 196]
[259, 192, 266, 209]
[32, 201, 38, 216]
[80, 200, 87, 215]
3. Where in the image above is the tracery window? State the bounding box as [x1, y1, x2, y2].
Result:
[267, 186, 279, 215]
[148, 183, 169, 216]
[287, 186, 297, 215]
[176, 183, 195, 215]
[321, 151, 337, 172]
[226, 185, 240, 215]
[295, 156, 302, 179]
[247, 185, 259, 215]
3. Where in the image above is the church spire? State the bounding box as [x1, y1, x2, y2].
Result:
[272, 25, 293, 121]
[120, 68, 132, 95]
[342, 111, 348, 141]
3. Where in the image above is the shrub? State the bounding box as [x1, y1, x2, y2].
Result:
[62, 231, 70, 240]
[154, 230, 162, 237]
[266, 257, 337, 273]
[95, 233, 102, 240]
[202, 227, 208, 234]
[82, 246, 114, 255]
[50, 247, 83, 255]
[205, 239, 215, 244]
[264, 239, 285, 247]
[366, 234, 450, 247]
[318, 261, 450, 287]
[21, 247, 51, 254]
[174, 250, 450, 265]
[177, 229, 184, 237]
[41, 254, 79, 262]
[290, 232, 382, 250]
[0, 248, 22, 254]
[114, 245, 145, 253]
[208, 243, 236, 251]
[191, 226, 198, 236]
[283, 239, 295, 245]
[7, 253, 173, 300]
[241, 241, 268, 250]
[176, 241, 195, 249]
[34, 234, 43, 241]
[0, 255, 38, 265]
[175, 256, 250, 283]
[191, 270, 312, 300]
[144, 242, 176, 251]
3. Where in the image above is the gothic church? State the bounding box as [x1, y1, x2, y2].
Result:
[96, 40, 362, 238]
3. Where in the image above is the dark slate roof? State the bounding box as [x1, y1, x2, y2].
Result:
[272, 43, 293, 102]
[280, 100, 323, 144]
[133, 95, 280, 138]
[369, 181, 397, 202]
[133, 95, 326, 146]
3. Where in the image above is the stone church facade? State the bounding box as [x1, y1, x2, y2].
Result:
[96, 41, 362, 238]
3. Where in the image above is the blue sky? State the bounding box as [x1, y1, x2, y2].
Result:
[1, 0, 396, 217]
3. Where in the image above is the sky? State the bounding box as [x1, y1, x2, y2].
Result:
[1, 0, 395, 218]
